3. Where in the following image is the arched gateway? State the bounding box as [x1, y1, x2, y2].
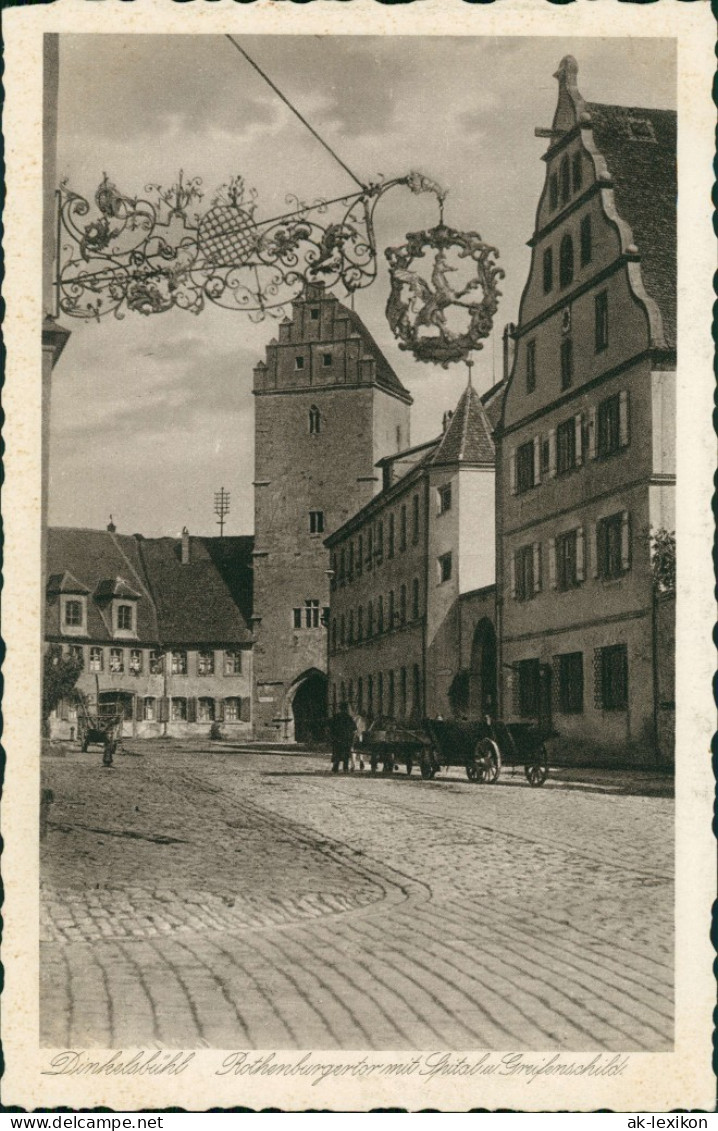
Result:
[469, 618, 497, 718]
[287, 669, 328, 743]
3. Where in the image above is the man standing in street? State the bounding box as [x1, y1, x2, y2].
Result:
[330, 701, 356, 773]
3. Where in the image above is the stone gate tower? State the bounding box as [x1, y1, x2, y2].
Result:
[252, 282, 412, 740]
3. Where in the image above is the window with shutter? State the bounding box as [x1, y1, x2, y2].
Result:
[240, 697, 251, 722]
[558, 652, 584, 713]
[533, 543, 542, 593]
[215, 699, 225, 722]
[575, 414, 584, 465]
[187, 697, 197, 723]
[135, 695, 143, 722]
[619, 390, 630, 447]
[548, 538, 557, 589]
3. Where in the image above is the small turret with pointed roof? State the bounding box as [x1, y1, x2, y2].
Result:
[430, 376, 495, 468]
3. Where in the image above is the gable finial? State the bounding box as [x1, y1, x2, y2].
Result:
[554, 55, 579, 88]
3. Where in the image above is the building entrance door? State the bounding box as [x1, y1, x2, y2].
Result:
[290, 670, 328, 744]
[469, 619, 497, 718]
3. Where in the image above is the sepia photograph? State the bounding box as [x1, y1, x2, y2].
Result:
[2, 0, 714, 1111]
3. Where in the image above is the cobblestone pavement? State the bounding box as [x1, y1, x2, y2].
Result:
[41, 742, 673, 1050]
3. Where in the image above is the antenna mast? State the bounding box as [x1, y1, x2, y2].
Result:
[214, 487, 230, 537]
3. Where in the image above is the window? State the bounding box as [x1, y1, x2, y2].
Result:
[412, 665, 422, 716]
[64, 599, 83, 627]
[171, 697, 187, 721]
[560, 339, 573, 390]
[322, 606, 330, 629]
[309, 510, 324, 534]
[109, 648, 124, 674]
[559, 235, 574, 288]
[556, 530, 580, 590]
[198, 650, 214, 676]
[556, 418, 577, 474]
[224, 650, 242, 675]
[399, 667, 408, 718]
[595, 291, 609, 353]
[322, 353, 332, 367]
[89, 647, 103, 673]
[225, 697, 241, 722]
[129, 648, 143, 675]
[597, 512, 630, 579]
[357, 606, 364, 642]
[367, 675, 374, 716]
[294, 600, 320, 629]
[366, 528, 373, 571]
[331, 620, 337, 652]
[516, 440, 535, 493]
[356, 678, 364, 714]
[348, 610, 354, 644]
[309, 405, 321, 434]
[438, 552, 452, 584]
[377, 596, 384, 633]
[295, 355, 305, 371]
[571, 151, 583, 193]
[388, 513, 395, 558]
[377, 672, 384, 716]
[438, 483, 452, 514]
[357, 536, 363, 576]
[117, 604, 133, 631]
[400, 506, 407, 552]
[143, 697, 156, 721]
[376, 521, 384, 564]
[340, 615, 345, 646]
[171, 650, 187, 675]
[549, 173, 558, 212]
[198, 697, 215, 722]
[399, 584, 407, 625]
[338, 548, 346, 586]
[388, 670, 395, 718]
[597, 393, 625, 456]
[526, 340, 536, 394]
[558, 652, 584, 713]
[68, 644, 83, 664]
[580, 214, 592, 266]
[517, 659, 540, 718]
[559, 156, 570, 204]
[514, 545, 535, 602]
[150, 650, 163, 674]
[310, 307, 320, 321]
[367, 600, 374, 638]
[598, 645, 628, 710]
[388, 590, 395, 629]
[411, 578, 420, 620]
[542, 248, 553, 294]
[412, 495, 420, 544]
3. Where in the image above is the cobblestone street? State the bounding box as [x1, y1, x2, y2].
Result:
[41, 742, 673, 1051]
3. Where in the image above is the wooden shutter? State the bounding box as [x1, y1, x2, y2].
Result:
[135, 695, 143, 721]
[619, 390, 630, 447]
[533, 435, 541, 484]
[187, 696, 197, 723]
[548, 428, 557, 478]
[621, 511, 631, 570]
[548, 538, 557, 589]
[533, 542, 542, 593]
[590, 523, 599, 578]
[240, 697, 251, 722]
[576, 526, 585, 582]
[159, 696, 169, 723]
[509, 450, 517, 495]
[588, 406, 597, 459]
[593, 649, 603, 708]
[575, 413, 583, 465]
[215, 699, 225, 722]
[510, 554, 517, 599]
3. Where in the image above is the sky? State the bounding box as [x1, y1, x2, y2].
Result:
[51, 34, 675, 538]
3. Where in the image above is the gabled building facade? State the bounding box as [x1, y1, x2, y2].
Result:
[46, 525, 254, 738]
[251, 281, 413, 741]
[497, 57, 676, 766]
[326, 379, 502, 723]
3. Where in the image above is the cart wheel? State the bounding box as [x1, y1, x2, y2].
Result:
[406, 759, 413, 776]
[465, 761, 479, 782]
[474, 738, 501, 783]
[525, 746, 549, 787]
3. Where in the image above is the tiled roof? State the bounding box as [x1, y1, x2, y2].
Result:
[429, 381, 495, 467]
[587, 102, 676, 348]
[46, 527, 254, 646]
[341, 304, 413, 402]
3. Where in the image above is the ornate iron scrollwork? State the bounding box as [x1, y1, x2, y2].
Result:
[385, 224, 504, 368]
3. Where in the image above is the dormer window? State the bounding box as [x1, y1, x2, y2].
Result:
[60, 594, 87, 637]
[64, 600, 82, 627]
[112, 599, 137, 637]
[117, 604, 133, 630]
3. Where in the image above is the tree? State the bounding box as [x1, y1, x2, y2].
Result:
[650, 528, 676, 595]
[42, 645, 85, 736]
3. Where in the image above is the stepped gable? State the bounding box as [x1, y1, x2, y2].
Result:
[138, 535, 253, 648]
[46, 527, 158, 641]
[587, 102, 676, 348]
[429, 380, 496, 468]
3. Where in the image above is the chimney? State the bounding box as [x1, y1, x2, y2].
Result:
[107, 515, 116, 533]
[181, 526, 190, 565]
[442, 410, 454, 433]
[503, 322, 517, 382]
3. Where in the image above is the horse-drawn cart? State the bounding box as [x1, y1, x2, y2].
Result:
[422, 718, 552, 786]
[78, 704, 123, 765]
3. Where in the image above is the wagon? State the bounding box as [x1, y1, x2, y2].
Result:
[78, 704, 123, 765]
[422, 717, 552, 786]
[362, 717, 428, 776]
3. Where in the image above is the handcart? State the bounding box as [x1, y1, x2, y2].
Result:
[78, 704, 123, 766]
[422, 717, 552, 786]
